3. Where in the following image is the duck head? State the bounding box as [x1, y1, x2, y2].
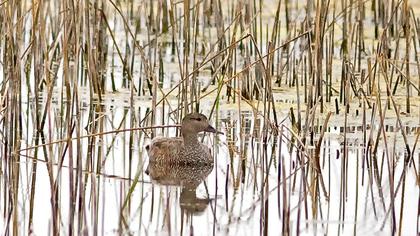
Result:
[181, 113, 220, 136]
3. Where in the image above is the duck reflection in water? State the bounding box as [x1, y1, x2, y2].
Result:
[146, 162, 214, 214]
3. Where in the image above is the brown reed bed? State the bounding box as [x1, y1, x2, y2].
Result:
[0, 0, 419, 235]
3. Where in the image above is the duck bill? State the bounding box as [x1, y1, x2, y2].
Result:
[205, 125, 224, 135]
[204, 125, 217, 133]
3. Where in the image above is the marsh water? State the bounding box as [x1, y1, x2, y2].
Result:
[21, 106, 418, 236]
[0, 0, 419, 235]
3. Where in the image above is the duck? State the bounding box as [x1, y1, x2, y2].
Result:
[145, 113, 220, 169]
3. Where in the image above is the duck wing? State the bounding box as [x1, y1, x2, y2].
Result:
[146, 137, 184, 163]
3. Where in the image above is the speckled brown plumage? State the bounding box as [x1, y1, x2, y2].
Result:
[146, 113, 218, 166]
[146, 162, 214, 189]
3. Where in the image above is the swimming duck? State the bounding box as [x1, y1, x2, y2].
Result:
[145, 113, 219, 167]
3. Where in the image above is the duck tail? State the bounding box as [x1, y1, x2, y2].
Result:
[145, 165, 150, 175]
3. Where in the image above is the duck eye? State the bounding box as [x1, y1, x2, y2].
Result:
[194, 117, 202, 121]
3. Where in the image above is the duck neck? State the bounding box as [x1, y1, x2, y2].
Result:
[182, 132, 199, 147]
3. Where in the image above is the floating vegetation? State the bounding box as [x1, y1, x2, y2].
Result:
[0, 0, 419, 235]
